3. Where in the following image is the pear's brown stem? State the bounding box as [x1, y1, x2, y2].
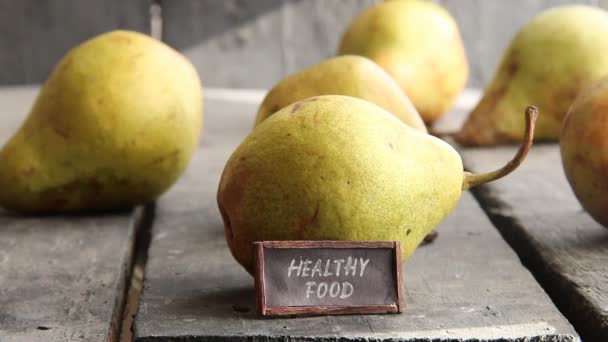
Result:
[462, 106, 539, 191]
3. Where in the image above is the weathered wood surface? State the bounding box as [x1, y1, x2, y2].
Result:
[0, 86, 145, 341]
[460, 144, 608, 342]
[0, 0, 150, 85]
[160, 0, 608, 89]
[134, 97, 578, 341]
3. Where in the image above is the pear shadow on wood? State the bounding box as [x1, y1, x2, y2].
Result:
[166, 285, 259, 319]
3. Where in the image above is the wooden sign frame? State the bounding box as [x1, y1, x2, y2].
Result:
[254, 240, 405, 316]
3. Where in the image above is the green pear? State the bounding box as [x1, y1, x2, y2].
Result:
[255, 55, 426, 132]
[217, 95, 537, 274]
[457, 5, 608, 146]
[0, 30, 202, 213]
[337, 0, 468, 124]
[560, 76, 608, 228]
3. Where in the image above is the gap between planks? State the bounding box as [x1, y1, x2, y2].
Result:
[117, 204, 156, 342]
[469, 185, 606, 342]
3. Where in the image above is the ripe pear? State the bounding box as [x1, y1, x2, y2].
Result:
[560, 76, 608, 228]
[0, 30, 202, 213]
[456, 5, 608, 146]
[217, 95, 537, 274]
[337, 0, 468, 124]
[255, 55, 426, 132]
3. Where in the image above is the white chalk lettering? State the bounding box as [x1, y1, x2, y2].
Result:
[305, 281, 316, 298]
[304, 281, 355, 299]
[288, 258, 302, 277]
[317, 282, 328, 298]
[340, 281, 354, 298]
[311, 259, 323, 277]
[333, 259, 345, 276]
[359, 258, 370, 277]
[301, 259, 312, 277]
[344, 256, 357, 276]
[323, 259, 333, 276]
[329, 281, 340, 297]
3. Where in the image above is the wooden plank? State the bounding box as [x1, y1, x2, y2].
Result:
[460, 144, 608, 342]
[134, 97, 579, 341]
[0, 0, 150, 85]
[0, 86, 146, 341]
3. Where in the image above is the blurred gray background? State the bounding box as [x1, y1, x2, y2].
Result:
[2, 0, 608, 89]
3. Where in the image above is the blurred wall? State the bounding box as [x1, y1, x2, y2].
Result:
[2, 0, 607, 88]
[0, 0, 151, 85]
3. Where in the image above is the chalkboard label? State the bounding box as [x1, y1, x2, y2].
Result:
[254, 241, 404, 316]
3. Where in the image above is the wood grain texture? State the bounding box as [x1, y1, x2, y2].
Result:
[460, 144, 608, 342]
[394, 241, 405, 313]
[0, 86, 148, 341]
[134, 98, 578, 341]
[0, 0, 150, 85]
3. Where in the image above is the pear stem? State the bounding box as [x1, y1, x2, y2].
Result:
[462, 106, 539, 191]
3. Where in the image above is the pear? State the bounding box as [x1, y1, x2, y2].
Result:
[255, 55, 426, 132]
[456, 5, 608, 146]
[217, 95, 537, 274]
[560, 76, 608, 228]
[337, 0, 468, 124]
[0, 30, 202, 213]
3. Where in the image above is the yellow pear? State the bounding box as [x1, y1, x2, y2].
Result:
[217, 95, 537, 274]
[0, 30, 202, 213]
[457, 5, 608, 146]
[560, 76, 608, 228]
[255, 55, 426, 132]
[337, 0, 468, 124]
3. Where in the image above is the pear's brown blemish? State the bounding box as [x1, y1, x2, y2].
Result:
[219, 167, 252, 243]
[97, 98, 105, 105]
[387, 142, 395, 150]
[574, 153, 586, 166]
[148, 149, 180, 166]
[295, 202, 321, 239]
[406, 228, 412, 236]
[291, 102, 303, 114]
[111, 34, 133, 44]
[53, 125, 70, 140]
[21, 167, 35, 179]
[167, 111, 178, 121]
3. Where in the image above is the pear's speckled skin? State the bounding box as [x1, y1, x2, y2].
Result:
[560, 76, 608, 228]
[338, 0, 468, 124]
[255, 55, 427, 132]
[457, 5, 608, 146]
[218, 95, 464, 274]
[0, 30, 203, 213]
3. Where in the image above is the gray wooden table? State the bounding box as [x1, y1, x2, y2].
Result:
[1, 86, 605, 341]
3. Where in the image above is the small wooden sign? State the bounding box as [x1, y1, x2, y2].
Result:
[254, 241, 404, 316]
